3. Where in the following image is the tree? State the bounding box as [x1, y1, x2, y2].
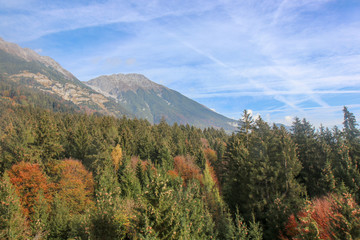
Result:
[54, 159, 94, 215]
[238, 109, 254, 148]
[0, 173, 30, 239]
[330, 193, 360, 239]
[282, 194, 360, 240]
[65, 117, 96, 169]
[92, 164, 129, 240]
[173, 156, 202, 185]
[135, 175, 215, 239]
[202, 161, 234, 239]
[342, 106, 360, 171]
[48, 194, 71, 240]
[117, 156, 141, 198]
[111, 144, 123, 173]
[343, 106, 360, 143]
[224, 117, 303, 239]
[0, 112, 39, 173]
[7, 162, 52, 219]
[31, 190, 50, 238]
[291, 118, 329, 197]
[34, 111, 64, 172]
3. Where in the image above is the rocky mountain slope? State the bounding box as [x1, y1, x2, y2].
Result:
[0, 37, 131, 117]
[86, 74, 238, 130]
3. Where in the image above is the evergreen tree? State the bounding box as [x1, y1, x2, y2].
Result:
[117, 156, 141, 198]
[92, 163, 129, 239]
[66, 118, 95, 168]
[31, 190, 50, 238]
[223, 134, 250, 213]
[343, 107, 360, 172]
[330, 193, 360, 239]
[0, 112, 39, 173]
[34, 111, 64, 172]
[0, 173, 30, 239]
[291, 118, 328, 197]
[49, 194, 70, 240]
[225, 116, 303, 239]
[135, 174, 182, 240]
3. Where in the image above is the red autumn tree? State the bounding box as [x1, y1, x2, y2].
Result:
[281, 194, 360, 240]
[7, 162, 52, 218]
[173, 156, 202, 185]
[54, 159, 94, 214]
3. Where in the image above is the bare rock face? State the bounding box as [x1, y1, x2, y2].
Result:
[0, 37, 76, 81]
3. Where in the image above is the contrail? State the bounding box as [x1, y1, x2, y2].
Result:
[166, 30, 305, 114]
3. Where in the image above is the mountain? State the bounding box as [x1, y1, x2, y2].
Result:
[0, 37, 131, 117]
[0, 37, 237, 131]
[86, 74, 238, 131]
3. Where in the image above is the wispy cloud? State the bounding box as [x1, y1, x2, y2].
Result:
[0, 0, 221, 42]
[1, 0, 359, 127]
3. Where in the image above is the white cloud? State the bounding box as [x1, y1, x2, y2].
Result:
[284, 115, 293, 125]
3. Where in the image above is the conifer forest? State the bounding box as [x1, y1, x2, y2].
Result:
[1, 96, 360, 239]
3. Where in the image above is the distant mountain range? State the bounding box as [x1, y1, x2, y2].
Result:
[0, 37, 238, 131]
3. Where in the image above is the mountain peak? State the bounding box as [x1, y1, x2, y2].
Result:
[85, 73, 237, 130]
[87, 73, 165, 92]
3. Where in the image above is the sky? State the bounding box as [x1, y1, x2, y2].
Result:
[1, 0, 360, 128]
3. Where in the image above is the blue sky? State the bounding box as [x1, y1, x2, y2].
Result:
[1, 0, 360, 127]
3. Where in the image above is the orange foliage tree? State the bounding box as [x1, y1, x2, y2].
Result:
[204, 148, 217, 165]
[7, 161, 52, 218]
[54, 159, 94, 214]
[173, 156, 202, 185]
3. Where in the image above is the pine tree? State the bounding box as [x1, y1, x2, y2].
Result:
[92, 163, 129, 239]
[223, 134, 250, 213]
[342, 106, 360, 173]
[66, 118, 95, 168]
[0, 112, 39, 173]
[135, 174, 182, 240]
[225, 117, 303, 239]
[291, 118, 328, 197]
[330, 193, 360, 239]
[0, 173, 30, 239]
[343, 106, 360, 143]
[248, 215, 263, 240]
[117, 156, 141, 198]
[31, 190, 50, 238]
[34, 111, 64, 171]
[48, 194, 70, 240]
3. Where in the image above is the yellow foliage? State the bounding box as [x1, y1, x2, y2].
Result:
[111, 144, 123, 171]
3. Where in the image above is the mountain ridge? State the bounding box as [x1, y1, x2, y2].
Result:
[0, 37, 237, 131]
[86, 74, 237, 130]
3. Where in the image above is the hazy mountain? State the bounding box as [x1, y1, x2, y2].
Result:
[86, 74, 238, 131]
[0, 37, 237, 131]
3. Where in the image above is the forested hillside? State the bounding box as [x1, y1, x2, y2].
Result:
[1, 91, 360, 239]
